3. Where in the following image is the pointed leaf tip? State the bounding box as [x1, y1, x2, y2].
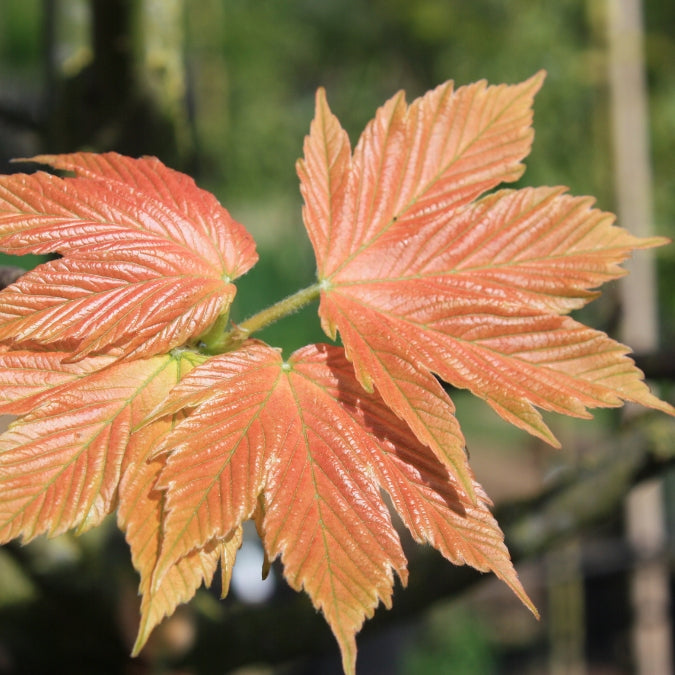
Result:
[316, 85, 327, 105]
[527, 69, 547, 92]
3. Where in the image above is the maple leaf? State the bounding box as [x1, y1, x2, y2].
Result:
[115, 351, 242, 655]
[0, 153, 257, 358]
[0, 351, 197, 543]
[149, 341, 532, 674]
[298, 73, 675, 453]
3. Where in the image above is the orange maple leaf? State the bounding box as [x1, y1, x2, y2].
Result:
[0, 153, 257, 358]
[148, 341, 532, 674]
[298, 73, 673, 455]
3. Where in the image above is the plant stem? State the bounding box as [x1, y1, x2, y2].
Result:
[205, 282, 323, 354]
[240, 282, 323, 335]
[198, 310, 231, 353]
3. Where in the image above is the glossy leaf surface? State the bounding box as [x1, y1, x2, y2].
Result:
[299, 75, 674, 450]
[150, 341, 533, 673]
[0, 153, 257, 358]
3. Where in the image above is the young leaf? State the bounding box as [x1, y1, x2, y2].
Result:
[0, 152, 256, 272]
[149, 343, 282, 587]
[0, 71, 671, 675]
[302, 344, 535, 617]
[0, 239, 232, 359]
[116, 351, 237, 654]
[153, 341, 530, 674]
[0, 353, 188, 543]
[0, 348, 114, 415]
[0, 153, 257, 358]
[298, 75, 674, 449]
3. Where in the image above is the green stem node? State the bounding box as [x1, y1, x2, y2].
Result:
[205, 282, 323, 354]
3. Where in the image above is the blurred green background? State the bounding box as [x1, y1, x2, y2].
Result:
[0, 1, 673, 674]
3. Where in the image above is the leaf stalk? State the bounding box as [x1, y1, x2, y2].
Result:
[204, 282, 323, 354]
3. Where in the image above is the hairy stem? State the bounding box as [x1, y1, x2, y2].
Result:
[205, 282, 323, 354]
[239, 282, 323, 335]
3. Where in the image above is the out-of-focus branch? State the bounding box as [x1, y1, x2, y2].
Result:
[633, 351, 675, 380]
[177, 416, 674, 673]
[0, 102, 42, 132]
[0, 266, 25, 289]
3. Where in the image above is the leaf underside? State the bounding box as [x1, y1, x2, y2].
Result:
[0, 74, 671, 675]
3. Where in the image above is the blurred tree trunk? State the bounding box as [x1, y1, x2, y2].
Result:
[43, 0, 194, 169]
[606, 0, 674, 673]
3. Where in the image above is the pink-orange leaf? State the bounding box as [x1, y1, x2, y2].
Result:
[149, 343, 281, 587]
[153, 341, 531, 674]
[0, 348, 114, 415]
[0, 239, 231, 359]
[0, 153, 257, 358]
[0, 352, 190, 543]
[298, 75, 674, 449]
[292, 345, 535, 613]
[0, 73, 671, 675]
[116, 351, 236, 655]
